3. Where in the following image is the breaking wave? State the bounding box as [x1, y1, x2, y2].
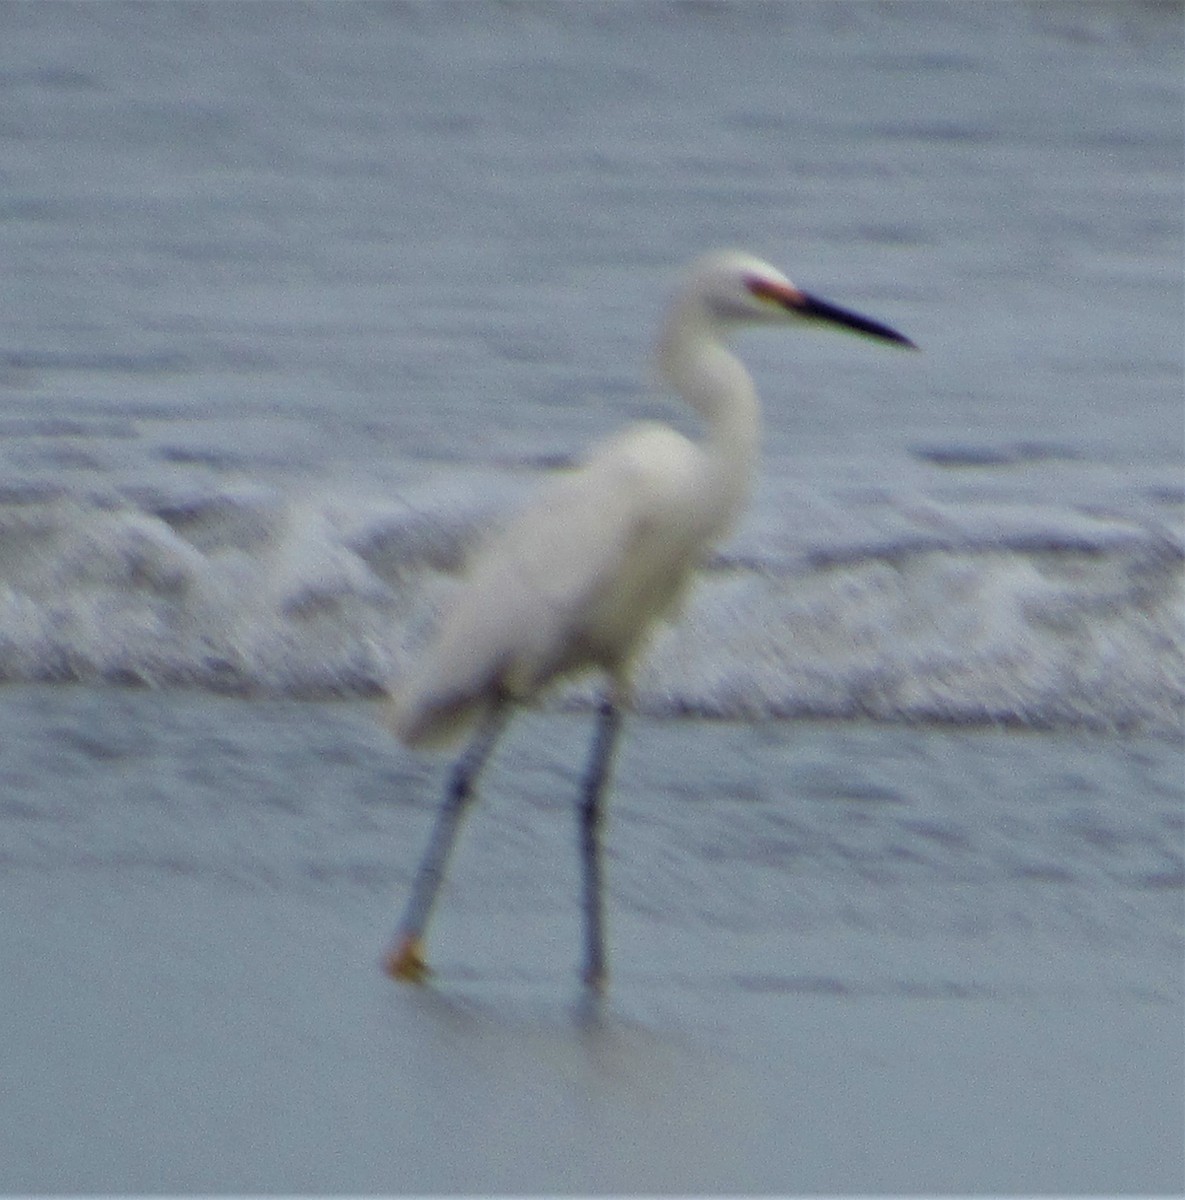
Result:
[0, 476, 1179, 735]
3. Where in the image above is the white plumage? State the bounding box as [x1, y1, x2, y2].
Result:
[385, 250, 915, 988]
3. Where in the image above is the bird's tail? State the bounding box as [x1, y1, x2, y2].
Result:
[384, 677, 492, 750]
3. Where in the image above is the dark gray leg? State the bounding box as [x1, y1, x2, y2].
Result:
[579, 695, 621, 990]
[386, 702, 508, 980]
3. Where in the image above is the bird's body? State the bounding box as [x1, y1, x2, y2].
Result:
[391, 417, 741, 747]
[390, 254, 768, 749]
[385, 250, 915, 989]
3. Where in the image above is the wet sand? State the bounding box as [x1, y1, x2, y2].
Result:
[3, 850, 1179, 1194]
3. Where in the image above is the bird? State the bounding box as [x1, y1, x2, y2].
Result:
[383, 250, 916, 990]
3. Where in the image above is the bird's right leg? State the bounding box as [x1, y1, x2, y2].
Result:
[578, 694, 622, 992]
[386, 702, 508, 982]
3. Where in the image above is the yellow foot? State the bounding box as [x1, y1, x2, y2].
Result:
[385, 935, 431, 983]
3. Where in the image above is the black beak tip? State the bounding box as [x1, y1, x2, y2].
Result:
[797, 291, 918, 351]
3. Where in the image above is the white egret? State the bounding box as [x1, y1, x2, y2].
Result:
[384, 250, 916, 989]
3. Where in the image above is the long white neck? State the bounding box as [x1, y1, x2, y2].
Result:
[657, 298, 761, 521]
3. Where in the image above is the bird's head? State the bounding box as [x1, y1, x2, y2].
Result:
[685, 250, 917, 349]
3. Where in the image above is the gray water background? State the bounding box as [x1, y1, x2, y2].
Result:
[0, 2, 1182, 1193]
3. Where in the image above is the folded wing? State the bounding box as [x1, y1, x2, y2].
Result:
[389, 422, 709, 747]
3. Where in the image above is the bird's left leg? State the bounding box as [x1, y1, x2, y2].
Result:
[386, 701, 508, 982]
[578, 693, 622, 991]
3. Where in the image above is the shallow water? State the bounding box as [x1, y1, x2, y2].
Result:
[1, 686, 1181, 1192]
[0, 2, 1182, 1192]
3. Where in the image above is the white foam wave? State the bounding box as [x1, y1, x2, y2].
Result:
[0, 484, 1180, 733]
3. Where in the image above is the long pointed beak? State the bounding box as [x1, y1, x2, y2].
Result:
[796, 291, 918, 349]
[746, 275, 918, 348]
